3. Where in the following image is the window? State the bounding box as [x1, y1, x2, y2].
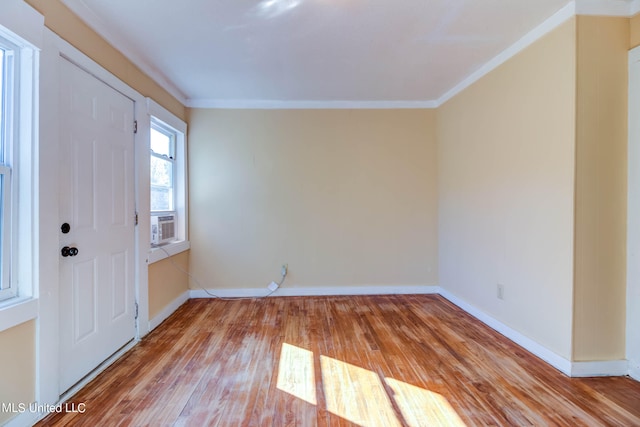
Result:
[147, 98, 188, 257]
[0, 0, 40, 332]
[0, 37, 18, 301]
[0, 17, 37, 309]
[150, 119, 179, 246]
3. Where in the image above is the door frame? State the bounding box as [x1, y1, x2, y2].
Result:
[627, 45, 640, 381]
[38, 28, 151, 406]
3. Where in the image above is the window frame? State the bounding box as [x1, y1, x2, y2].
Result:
[0, 0, 40, 333]
[146, 98, 189, 263]
[0, 39, 17, 301]
[0, 26, 36, 308]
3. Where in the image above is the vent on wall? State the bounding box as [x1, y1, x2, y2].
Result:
[151, 214, 176, 246]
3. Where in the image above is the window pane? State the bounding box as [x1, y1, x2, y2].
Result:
[150, 126, 172, 157]
[0, 52, 4, 291]
[0, 173, 4, 291]
[1, 49, 4, 150]
[0, 169, 10, 296]
[151, 186, 173, 211]
[150, 154, 173, 211]
[150, 156, 172, 187]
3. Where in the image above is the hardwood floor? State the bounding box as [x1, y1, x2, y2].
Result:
[38, 295, 640, 426]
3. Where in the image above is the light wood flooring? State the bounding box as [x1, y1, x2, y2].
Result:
[38, 295, 640, 426]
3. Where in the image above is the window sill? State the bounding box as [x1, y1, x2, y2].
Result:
[149, 240, 190, 264]
[0, 297, 37, 333]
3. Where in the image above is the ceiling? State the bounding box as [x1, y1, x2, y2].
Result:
[58, 0, 632, 107]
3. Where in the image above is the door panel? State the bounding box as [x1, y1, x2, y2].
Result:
[73, 137, 97, 230]
[73, 259, 97, 341]
[59, 57, 136, 393]
[110, 251, 128, 320]
[110, 145, 127, 226]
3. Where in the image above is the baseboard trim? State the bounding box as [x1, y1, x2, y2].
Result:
[149, 291, 190, 331]
[276, 285, 439, 296]
[190, 285, 439, 299]
[629, 362, 640, 381]
[570, 360, 629, 377]
[437, 288, 573, 376]
[189, 288, 271, 298]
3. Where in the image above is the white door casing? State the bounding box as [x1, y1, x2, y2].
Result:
[58, 57, 136, 393]
[628, 46, 640, 381]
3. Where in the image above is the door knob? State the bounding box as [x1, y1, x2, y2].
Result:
[61, 246, 79, 257]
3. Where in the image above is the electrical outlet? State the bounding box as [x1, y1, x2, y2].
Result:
[268, 281, 279, 292]
[497, 284, 504, 300]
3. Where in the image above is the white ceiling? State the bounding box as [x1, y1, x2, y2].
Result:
[59, 0, 636, 108]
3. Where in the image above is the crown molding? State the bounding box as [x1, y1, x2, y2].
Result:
[60, 0, 188, 105]
[186, 99, 438, 109]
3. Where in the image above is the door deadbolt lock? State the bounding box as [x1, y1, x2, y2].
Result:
[61, 223, 71, 234]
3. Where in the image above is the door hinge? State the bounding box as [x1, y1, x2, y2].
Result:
[135, 302, 139, 320]
[135, 211, 138, 226]
[133, 120, 138, 134]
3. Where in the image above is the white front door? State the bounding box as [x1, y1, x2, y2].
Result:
[58, 57, 137, 393]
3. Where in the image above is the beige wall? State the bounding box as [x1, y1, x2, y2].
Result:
[0, 321, 35, 425]
[573, 16, 629, 361]
[188, 109, 438, 291]
[24, 0, 186, 121]
[149, 252, 190, 319]
[437, 19, 577, 359]
[631, 14, 640, 48]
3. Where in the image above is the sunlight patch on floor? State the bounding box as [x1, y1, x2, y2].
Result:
[320, 355, 401, 427]
[276, 342, 317, 405]
[277, 343, 467, 426]
[385, 377, 466, 427]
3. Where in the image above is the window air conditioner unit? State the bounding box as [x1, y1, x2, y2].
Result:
[151, 214, 176, 246]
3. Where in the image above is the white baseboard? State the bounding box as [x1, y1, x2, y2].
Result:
[189, 288, 270, 298]
[190, 285, 439, 299]
[628, 359, 640, 381]
[149, 291, 189, 331]
[437, 288, 573, 376]
[570, 360, 629, 377]
[276, 285, 439, 296]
